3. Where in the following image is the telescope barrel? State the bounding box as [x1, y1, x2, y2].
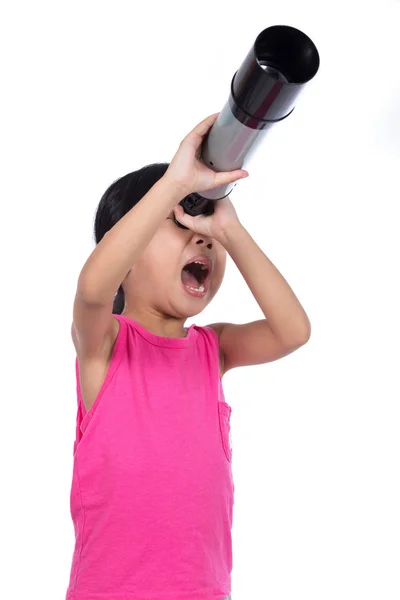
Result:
[175, 25, 320, 227]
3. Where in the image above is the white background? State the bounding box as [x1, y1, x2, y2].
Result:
[1, 1, 399, 598]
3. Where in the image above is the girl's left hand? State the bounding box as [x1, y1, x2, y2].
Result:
[173, 196, 242, 244]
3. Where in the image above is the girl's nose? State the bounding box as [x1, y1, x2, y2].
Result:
[196, 238, 213, 250]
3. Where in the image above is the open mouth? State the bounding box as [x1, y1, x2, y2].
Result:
[181, 259, 211, 296]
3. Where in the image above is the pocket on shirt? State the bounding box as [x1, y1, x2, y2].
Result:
[218, 401, 233, 462]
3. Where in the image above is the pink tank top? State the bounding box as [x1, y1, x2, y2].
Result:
[66, 313, 234, 600]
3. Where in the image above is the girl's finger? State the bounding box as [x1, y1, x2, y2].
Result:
[187, 113, 220, 139]
[214, 170, 249, 188]
[174, 205, 193, 228]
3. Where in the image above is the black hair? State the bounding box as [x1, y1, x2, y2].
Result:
[94, 162, 170, 314]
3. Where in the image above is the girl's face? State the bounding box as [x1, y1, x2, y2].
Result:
[123, 209, 227, 318]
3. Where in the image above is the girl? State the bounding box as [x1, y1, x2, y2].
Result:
[66, 113, 311, 600]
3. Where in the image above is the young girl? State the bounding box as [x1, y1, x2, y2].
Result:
[66, 113, 311, 600]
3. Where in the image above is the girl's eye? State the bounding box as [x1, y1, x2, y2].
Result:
[166, 215, 189, 230]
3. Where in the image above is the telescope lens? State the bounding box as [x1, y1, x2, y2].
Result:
[231, 26, 320, 123]
[258, 62, 289, 83]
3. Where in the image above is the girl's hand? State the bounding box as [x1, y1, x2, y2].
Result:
[173, 195, 242, 243]
[164, 113, 249, 196]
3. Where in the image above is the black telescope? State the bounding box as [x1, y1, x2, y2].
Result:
[174, 25, 320, 229]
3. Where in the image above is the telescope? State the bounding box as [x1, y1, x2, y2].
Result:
[174, 25, 320, 229]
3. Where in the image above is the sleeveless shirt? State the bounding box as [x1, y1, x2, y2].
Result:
[65, 313, 234, 600]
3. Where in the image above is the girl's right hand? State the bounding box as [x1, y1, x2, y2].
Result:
[164, 113, 249, 197]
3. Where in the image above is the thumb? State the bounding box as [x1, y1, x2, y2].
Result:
[213, 169, 249, 188]
[173, 204, 198, 229]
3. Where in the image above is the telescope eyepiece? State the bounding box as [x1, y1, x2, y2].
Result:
[174, 193, 215, 229]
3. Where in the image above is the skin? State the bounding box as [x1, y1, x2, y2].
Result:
[112, 111, 310, 358]
[120, 207, 227, 338]
[116, 112, 247, 340]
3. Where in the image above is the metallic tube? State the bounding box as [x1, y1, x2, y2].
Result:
[176, 25, 320, 227]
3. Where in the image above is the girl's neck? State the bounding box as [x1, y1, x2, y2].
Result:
[120, 310, 188, 339]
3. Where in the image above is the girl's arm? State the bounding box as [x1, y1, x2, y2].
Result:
[78, 112, 246, 305]
[77, 177, 183, 304]
[208, 221, 311, 375]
